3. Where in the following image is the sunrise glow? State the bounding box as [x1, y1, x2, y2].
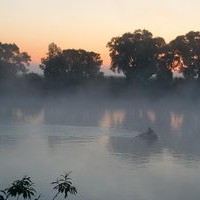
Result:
[1, 0, 200, 69]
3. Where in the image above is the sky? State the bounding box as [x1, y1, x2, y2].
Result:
[1, 0, 200, 70]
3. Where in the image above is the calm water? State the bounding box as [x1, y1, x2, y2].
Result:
[0, 96, 200, 200]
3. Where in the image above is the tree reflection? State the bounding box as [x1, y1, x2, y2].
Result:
[106, 100, 200, 163]
[1, 95, 200, 163]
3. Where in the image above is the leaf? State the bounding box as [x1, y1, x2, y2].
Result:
[52, 172, 77, 200]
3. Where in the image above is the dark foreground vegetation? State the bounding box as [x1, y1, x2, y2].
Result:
[0, 172, 77, 200]
[0, 29, 200, 99]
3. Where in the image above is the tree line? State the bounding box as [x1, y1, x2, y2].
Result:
[0, 29, 200, 87]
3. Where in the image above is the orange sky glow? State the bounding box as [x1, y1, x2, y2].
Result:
[1, 0, 200, 70]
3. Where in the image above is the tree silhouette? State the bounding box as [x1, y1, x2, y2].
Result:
[156, 46, 175, 85]
[40, 43, 103, 83]
[169, 31, 200, 79]
[46, 43, 62, 58]
[5, 176, 36, 200]
[0, 43, 31, 79]
[51, 172, 77, 200]
[107, 29, 166, 83]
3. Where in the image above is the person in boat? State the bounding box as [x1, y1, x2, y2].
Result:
[139, 127, 158, 139]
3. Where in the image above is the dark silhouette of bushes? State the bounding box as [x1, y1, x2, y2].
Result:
[40, 43, 103, 84]
[0, 172, 77, 200]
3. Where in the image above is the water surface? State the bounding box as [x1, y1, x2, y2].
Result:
[0, 96, 200, 200]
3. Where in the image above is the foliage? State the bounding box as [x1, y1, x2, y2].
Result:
[40, 43, 103, 82]
[0, 172, 77, 200]
[4, 176, 36, 200]
[169, 31, 200, 79]
[1, 29, 200, 89]
[0, 190, 7, 200]
[156, 46, 175, 84]
[51, 172, 77, 200]
[107, 29, 166, 83]
[0, 43, 31, 79]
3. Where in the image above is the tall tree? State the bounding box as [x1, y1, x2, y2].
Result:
[40, 43, 103, 82]
[156, 46, 178, 84]
[107, 29, 166, 83]
[0, 43, 31, 79]
[169, 31, 200, 79]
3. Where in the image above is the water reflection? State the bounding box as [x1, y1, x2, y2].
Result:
[146, 110, 156, 123]
[170, 112, 184, 131]
[99, 110, 125, 128]
[43, 98, 105, 127]
[0, 96, 187, 133]
[0, 97, 43, 123]
[107, 135, 162, 165]
[0, 97, 200, 136]
[1, 96, 200, 200]
[1, 97, 200, 156]
[0, 96, 200, 163]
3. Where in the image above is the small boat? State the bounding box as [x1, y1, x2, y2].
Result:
[138, 127, 158, 140]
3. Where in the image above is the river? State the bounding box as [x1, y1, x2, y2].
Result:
[0, 95, 200, 200]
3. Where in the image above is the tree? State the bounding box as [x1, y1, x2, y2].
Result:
[4, 176, 36, 200]
[107, 29, 166, 83]
[169, 31, 200, 80]
[156, 46, 176, 84]
[40, 43, 103, 82]
[0, 43, 31, 79]
[51, 172, 77, 200]
[46, 42, 61, 58]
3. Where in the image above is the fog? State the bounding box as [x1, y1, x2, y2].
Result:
[1, 90, 200, 158]
[0, 89, 200, 200]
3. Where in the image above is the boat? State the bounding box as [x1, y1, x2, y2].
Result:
[138, 127, 158, 140]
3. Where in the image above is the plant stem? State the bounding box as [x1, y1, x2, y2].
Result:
[53, 192, 59, 200]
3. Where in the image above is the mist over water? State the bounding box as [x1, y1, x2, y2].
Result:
[0, 93, 200, 200]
